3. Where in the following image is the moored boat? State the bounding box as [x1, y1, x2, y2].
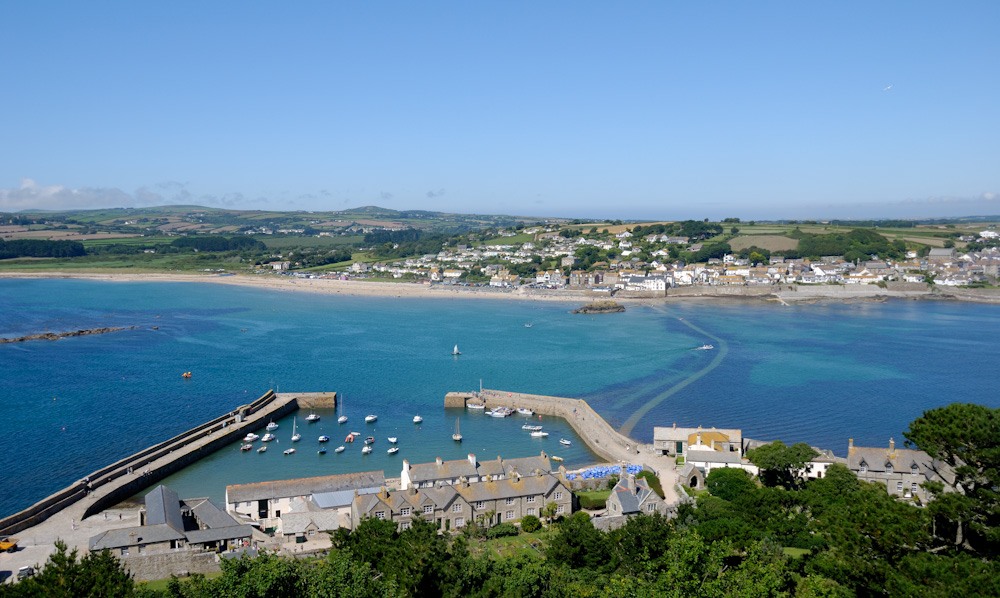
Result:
[413, 415, 423, 423]
[283, 448, 295, 455]
[559, 438, 571, 446]
[365, 414, 377, 423]
[552, 455, 563, 462]
[362, 445, 373, 454]
[338, 394, 348, 424]
[266, 421, 278, 431]
[364, 436, 375, 445]
[522, 424, 543, 431]
[388, 437, 398, 443]
[306, 412, 320, 422]
[318, 435, 330, 443]
[257, 445, 267, 453]
[452, 418, 462, 442]
[318, 446, 326, 454]
[241, 443, 253, 451]
[517, 408, 534, 416]
[334, 446, 345, 453]
[452, 344, 461, 356]
[387, 447, 399, 455]
[466, 403, 486, 410]
[261, 433, 275, 442]
[291, 418, 301, 442]
[530, 431, 549, 438]
[244, 433, 259, 442]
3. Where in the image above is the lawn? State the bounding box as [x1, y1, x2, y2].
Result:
[467, 530, 550, 560]
[575, 489, 611, 509]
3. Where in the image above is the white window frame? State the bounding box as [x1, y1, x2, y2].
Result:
[400, 507, 410, 516]
[452, 503, 462, 513]
[555, 491, 563, 500]
[527, 507, 535, 516]
[375, 511, 386, 520]
[526, 495, 536, 503]
[455, 517, 464, 527]
[556, 505, 565, 514]
[505, 497, 514, 506]
[423, 505, 433, 514]
[506, 510, 514, 520]
[475, 501, 485, 509]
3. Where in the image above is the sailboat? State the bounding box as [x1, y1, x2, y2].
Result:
[452, 344, 461, 356]
[338, 394, 348, 424]
[291, 417, 301, 442]
[452, 418, 463, 442]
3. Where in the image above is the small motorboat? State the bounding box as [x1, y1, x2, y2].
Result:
[524, 323, 532, 328]
[466, 403, 486, 410]
[365, 414, 378, 423]
[257, 446, 267, 453]
[345, 434, 354, 443]
[413, 415, 423, 423]
[318, 435, 330, 443]
[387, 447, 399, 455]
[334, 446, 345, 453]
[552, 455, 563, 462]
[283, 448, 295, 455]
[318, 446, 326, 454]
[517, 408, 534, 416]
[266, 421, 278, 431]
[305, 412, 320, 422]
[364, 436, 375, 445]
[522, 424, 543, 431]
[362, 445, 373, 454]
[338, 415, 348, 424]
[350, 431, 361, 437]
[241, 443, 253, 452]
[530, 431, 549, 438]
[388, 437, 398, 444]
[244, 433, 259, 442]
[261, 433, 275, 442]
[559, 438, 572, 446]
[696, 344, 714, 350]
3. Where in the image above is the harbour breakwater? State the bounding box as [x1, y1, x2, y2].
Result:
[0, 391, 336, 536]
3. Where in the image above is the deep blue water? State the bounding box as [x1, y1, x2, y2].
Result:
[2, 279, 998, 515]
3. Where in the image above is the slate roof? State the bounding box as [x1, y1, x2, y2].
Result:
[406, 452, 551, 484]
[281, 511, 342, 535]
[847, 445, 939, 478]
[610, 477, 656, 515]
[185, 525, 253, 544]
[185, 497, 239, 529]
[89, 523, 185, 550]
[686, 449, 743, 464]
[313, 487, 381, 509]
[227, 471, 385, 504]
[145, 485, 184, 531]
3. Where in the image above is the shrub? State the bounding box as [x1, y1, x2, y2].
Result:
[486, 523, 519, 539]
[606, 474, 620, 490]
[636, 471, 664, 498]
[521, 515, 541, 533]
[576, 491, 609, 510]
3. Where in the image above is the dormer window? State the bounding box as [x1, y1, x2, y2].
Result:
[859, 461, 868, 474]
[911, 464, 919, 475]
[885, 463, 893, 475]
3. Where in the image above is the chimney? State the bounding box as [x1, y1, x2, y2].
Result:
[697, 430, 702, 446]
[849, 438, 854, 452]
[408, 487, 417, 496]
[889, 437, 895, 454]
[468, 454, 477, 468]
[402, 459, 410, 471]
[710, 438, 715, 450]
[436, 457, 443, 466]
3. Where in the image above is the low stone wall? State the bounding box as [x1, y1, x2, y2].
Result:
[123, 550, 220, 582]
[444, 392, 474, 408]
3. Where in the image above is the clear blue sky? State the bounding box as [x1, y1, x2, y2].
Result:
[1, 2, 998, 220]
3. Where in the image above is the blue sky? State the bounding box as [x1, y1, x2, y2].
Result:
[1, 2, 997, 220]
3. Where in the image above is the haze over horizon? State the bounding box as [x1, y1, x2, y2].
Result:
[2, 2, 997, 221]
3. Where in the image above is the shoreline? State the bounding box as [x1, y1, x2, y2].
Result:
[2, 270, 1000, 305]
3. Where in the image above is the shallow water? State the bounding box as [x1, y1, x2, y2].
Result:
[2, 279, 998, 514]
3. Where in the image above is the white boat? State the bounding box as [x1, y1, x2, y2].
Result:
[244, 433, 259, 442]
[524, 323, 532, 328]
[559, 438, 571, 446]
[364, 436, 375, 445]
[466, 403, 486, 410]
[452, 418, 463, 442]
[530, 431, 549, 438]
[318, 435, 329, 443]
[350, 431, 360, 437]
[338, 394, 348, 424]
[552, 455, 563, 462]
[291, 418, 301, 442]
[522, 424, 543, 431]
[334, 446, 345, 453]
[257, 446, 267, 453]
[388, 437, 398, 444]
[413, 415, 423, 423]
[283, 448, 295, 455]
[240, 443, 253, 451]
[362, 445, 373, 454]
[387, 447, 399, 455]
[452, 344, 461, 356]
[365, 414, 377, 423]
[261, 433, 275, 442]
[305, 412, 320, 422]
[517, 408, 534, 416]
[266, 421, 278, 431]
[696, 344, 714, 350]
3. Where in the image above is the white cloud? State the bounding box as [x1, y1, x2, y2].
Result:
[0, 178, 133, 211]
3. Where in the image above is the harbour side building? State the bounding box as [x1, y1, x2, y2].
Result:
[400, 452, 553, 490]
[354, 469, 573, 531]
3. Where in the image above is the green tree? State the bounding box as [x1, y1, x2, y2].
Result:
[545, 512, 611, 572]
[747, 440, 818, 489]
[705, 467, 756, 502]
[6, 541, 135, 598]
[904, 403, 1000, 554]
[520, 514, 542, 533]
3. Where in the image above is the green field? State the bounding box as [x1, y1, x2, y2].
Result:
[259, 235, 363, 249]
[485, 233, 533, 245]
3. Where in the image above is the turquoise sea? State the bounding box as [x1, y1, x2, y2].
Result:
[2, 279, 999, 517]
